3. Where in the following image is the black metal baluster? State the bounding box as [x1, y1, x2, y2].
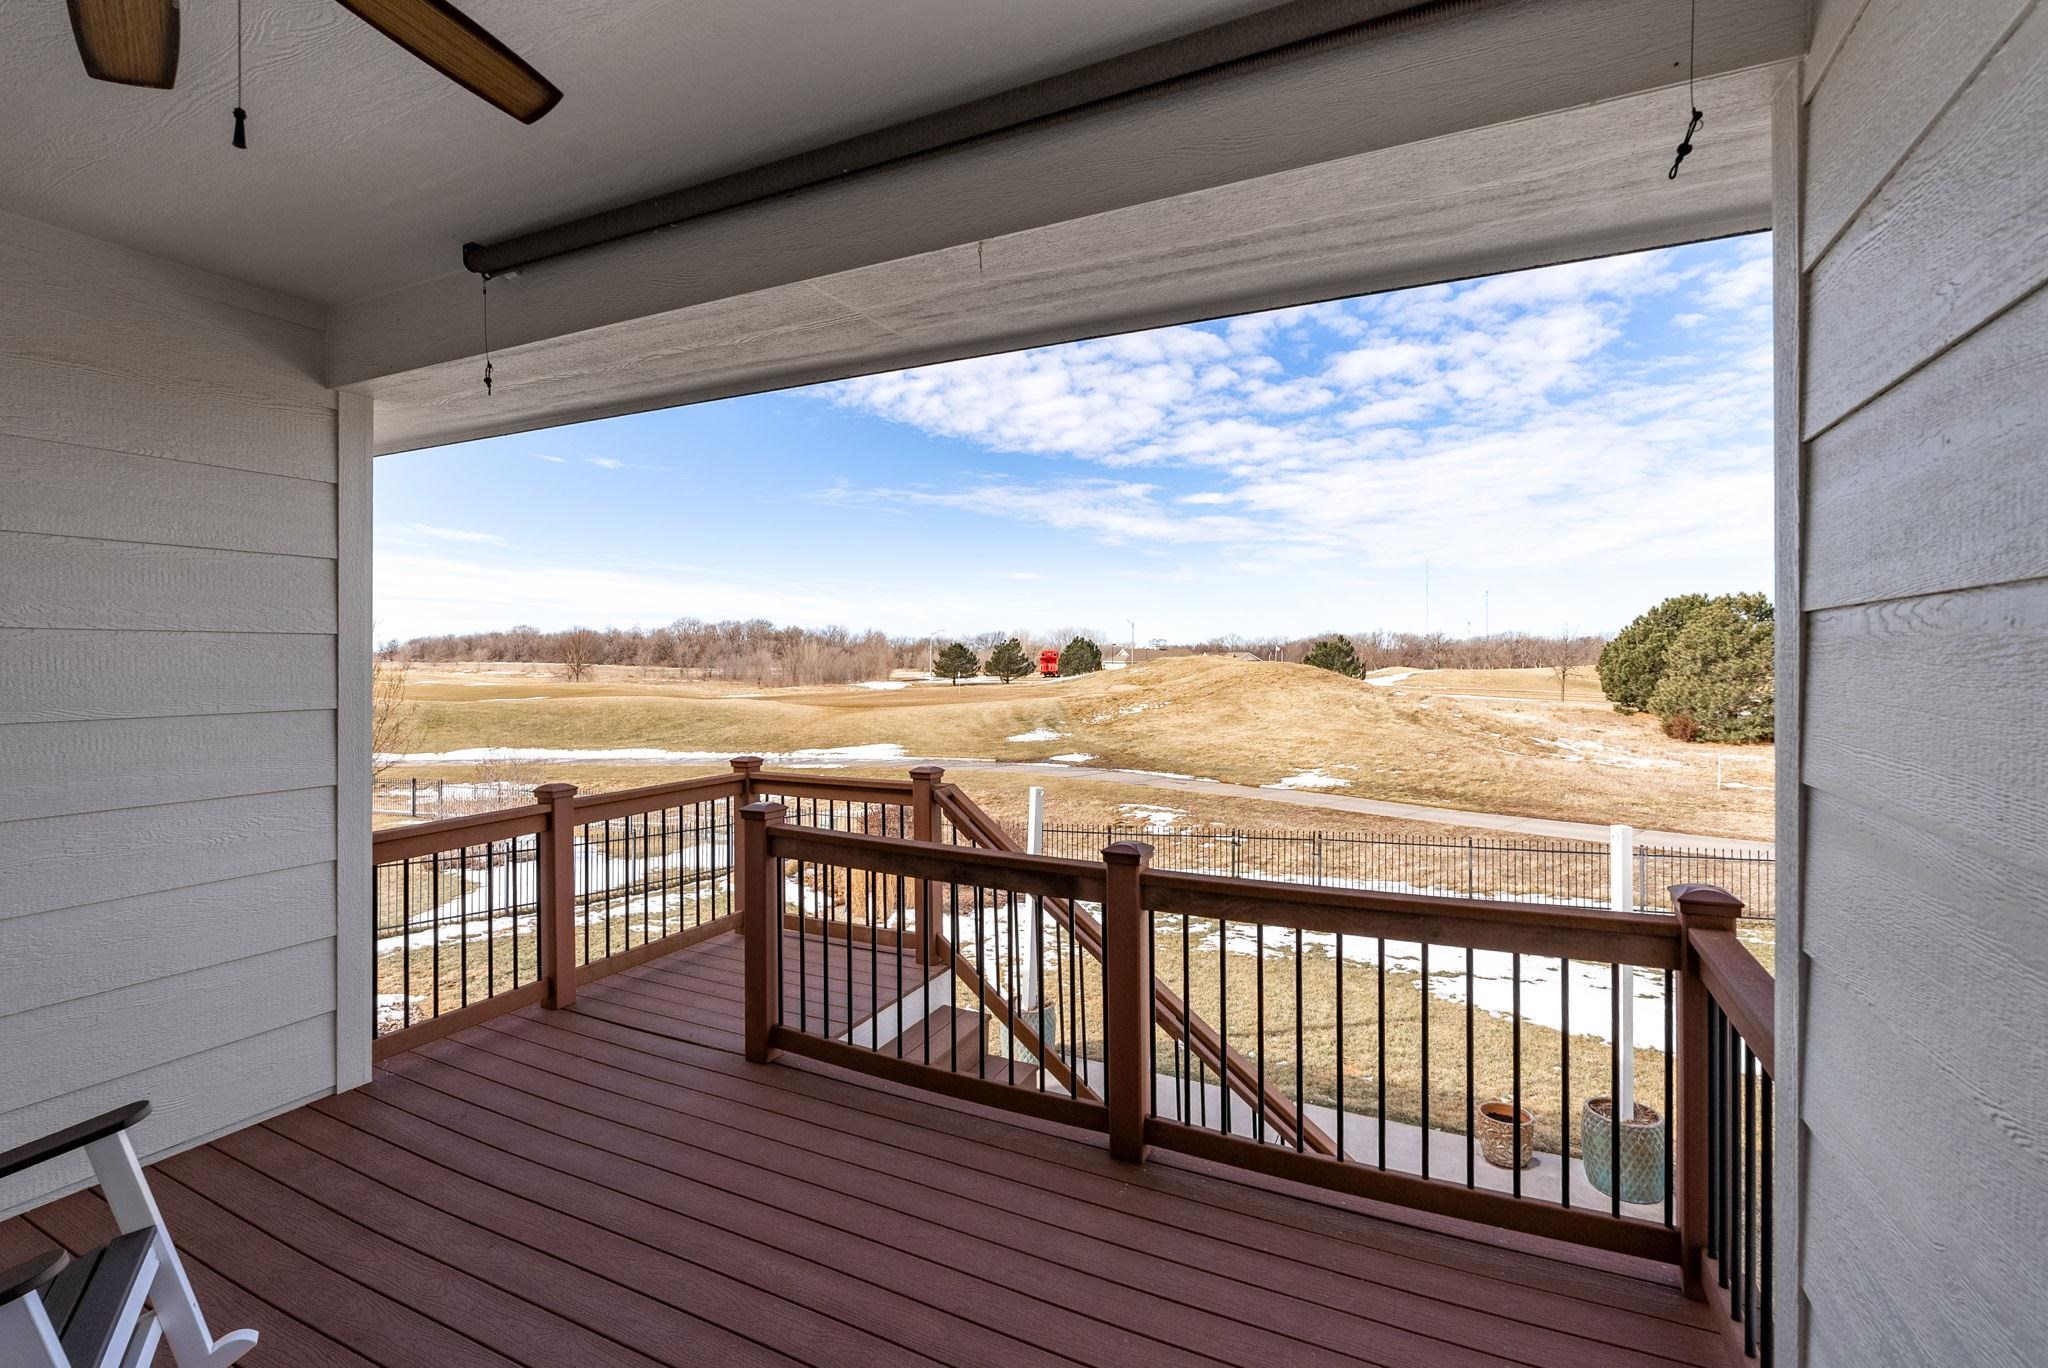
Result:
[1512, 951, 1523, 1199]
[1335, 931, 1345, 1161]
[1420, 942, 1431, 1180]
[1560, 955, 1571, 1208]
[1294, 927, 1305, 1152]
[1742, 1041, 1756, 1346]
[1609, 961, 1621, 1216]
[1761, 1069, 1774, 1368]
[1181, 913, 1193, 1121]
[485, 839, 498, 995]
[401, 854, 413, 1028]
[1255, 923, 1267, 1143]
[796, 859, 809, 1034]
[430, 847, 443, 1020]
[1219, 918, 1231, 1137]
[1377, 937, 1387, 1169]
[1466, 948, 1476, 1187]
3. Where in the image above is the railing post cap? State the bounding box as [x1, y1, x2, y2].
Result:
[1669, 882, 1744, 917]
[532, 782, 578, 800]
[729, 755, 764, 773]
[908, 764, 945, 780]
[1103, 840, 1155, 865]
[739, 799, 787, 822]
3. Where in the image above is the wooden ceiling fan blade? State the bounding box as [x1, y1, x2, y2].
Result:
[67, 0, 179, 88]
[335, 0, 560, 123]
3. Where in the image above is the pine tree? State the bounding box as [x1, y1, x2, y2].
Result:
[1057, 636, 1102, 676]
[932, 642, 980, 684]
[1597, 594, 1709, 713]
[986, 638, 1032, 683]
[1647, 593, 1774, 742]
[1303, 635, 1362, 677]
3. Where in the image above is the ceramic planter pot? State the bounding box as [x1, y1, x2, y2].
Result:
[1477, 1100, 1536, 1170]
[1583, 1097, 1666, 1205]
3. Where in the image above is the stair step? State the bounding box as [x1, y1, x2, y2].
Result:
[893, 1007, 1041, 1086]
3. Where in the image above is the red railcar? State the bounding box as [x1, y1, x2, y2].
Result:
[1038, 648, 1061, 677]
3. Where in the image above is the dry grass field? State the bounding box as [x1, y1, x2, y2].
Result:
[382, 655, 1773, 839]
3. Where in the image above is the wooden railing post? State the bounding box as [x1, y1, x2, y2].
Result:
[1672, 881, 1744, 1300]
[534, 782, 580, 1009]
[729, 754, 763, 802]
[730, 756, 763, 939]
[1103, 840, 1154, 1164]
[739, 800, 787, 1064]
[908, 765, 944, 964]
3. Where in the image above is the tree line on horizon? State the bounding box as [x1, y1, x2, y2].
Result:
[380, 619, 1634, 686]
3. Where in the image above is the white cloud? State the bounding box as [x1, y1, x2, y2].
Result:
[388, 522, 509, 546]
[586, 456, 626, 470]
[534, 454, 568, 463]
[824, 242, 1771, 580]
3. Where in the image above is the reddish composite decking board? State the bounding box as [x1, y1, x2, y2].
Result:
[1, 931, 1728, 1367]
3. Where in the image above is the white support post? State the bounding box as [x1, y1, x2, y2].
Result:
[1015, 786, 1047, 1060]
[1609, 823, 1636, 1114]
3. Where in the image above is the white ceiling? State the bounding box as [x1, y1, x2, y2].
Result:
[0, 0, 1271, 304]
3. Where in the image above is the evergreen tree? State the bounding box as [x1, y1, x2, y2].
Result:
[1057, 636, 1103, 676]
[1648, 593, 1775, 742]
[932, 642, 980, 684]
[986, 638, 1032, 683]
[1303, 635, 1363, 677]
[1598, 594, 1709, 713]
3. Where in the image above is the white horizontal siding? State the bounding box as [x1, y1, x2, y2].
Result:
[0, 208, 349, 1219]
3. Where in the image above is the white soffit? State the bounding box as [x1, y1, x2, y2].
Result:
[0, 0, 1273, 304]
[365, 63, 1781, 455]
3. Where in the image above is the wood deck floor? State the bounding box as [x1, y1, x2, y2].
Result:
[1, 932, 1730, 1367]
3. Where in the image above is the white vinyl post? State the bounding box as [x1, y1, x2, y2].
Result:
[1609, 824, 1636, 1113]
[1009, 786, 1048, 1062]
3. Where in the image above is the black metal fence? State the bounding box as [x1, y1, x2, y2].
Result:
[1041, 825, 1774, 919]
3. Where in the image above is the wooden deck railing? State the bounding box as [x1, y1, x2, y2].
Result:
[732, 791, 1776, 1342]
[371, 761, 1776, 1359]
[371, 757, 915, 1057]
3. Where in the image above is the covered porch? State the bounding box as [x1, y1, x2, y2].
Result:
[2, 926, 1734, 1367]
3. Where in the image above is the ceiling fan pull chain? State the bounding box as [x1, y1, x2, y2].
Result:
[231, 0, 248, 148]
[1667, 0, 1701, 179]
[481, 273, 495, 397]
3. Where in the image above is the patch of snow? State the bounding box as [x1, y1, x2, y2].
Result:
[1109, 767, 1204, 780]
[1049, 753, 1096, 763]
[1532, 738, 1681, 770]
[1007, 728, 1064, 742]
[1367, 670, 1416, 686]
[1265, 769, 1353, 790]
[854, 680, 910, 690]
[1119, 804, 1186, 833]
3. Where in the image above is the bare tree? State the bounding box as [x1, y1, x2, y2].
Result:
[558, 627, 603, 682]
[370, 663, 421, 777]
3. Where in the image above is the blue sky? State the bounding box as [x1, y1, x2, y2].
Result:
[375, 234, 1772, 645]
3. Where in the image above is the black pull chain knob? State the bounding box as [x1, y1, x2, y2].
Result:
[231, 107, 248, 149]
[1668, 108, 1702, 179]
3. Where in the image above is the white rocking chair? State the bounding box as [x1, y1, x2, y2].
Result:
[0, 1102, 258, 1367]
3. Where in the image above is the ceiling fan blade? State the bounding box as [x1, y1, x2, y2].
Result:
[66, 0, 179, 88]
[334, 0, 561, 123]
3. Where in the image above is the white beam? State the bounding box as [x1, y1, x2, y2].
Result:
[360, 63, 1782, 454]
[332, 0, 1807, 396]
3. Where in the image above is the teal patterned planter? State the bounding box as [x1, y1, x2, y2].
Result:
[1583, 1098, 1666, 1205]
